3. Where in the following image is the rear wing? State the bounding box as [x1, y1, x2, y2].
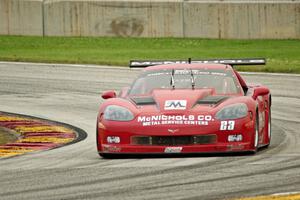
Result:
[129, 58, 266, 68]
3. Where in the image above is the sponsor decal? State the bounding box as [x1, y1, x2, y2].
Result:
[227, 144, 244, 151]
[137, 115, 213, 126]
[131, 59, 265, 67]
[146, 70, 227, 77]
[168, 129, 179, 134]
[103, 145, 121, 152]
[220, 121, 235, 130]
[164, 147, 182, 153]
[164, 100, 187, 110]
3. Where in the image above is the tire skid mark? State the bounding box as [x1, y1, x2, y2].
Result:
[0, 112, 77, 158]
[0, 169, 167, 196]
[3, 161, 300, 198]
[184, 181, 300, 200]
[143, 161, 300, 191]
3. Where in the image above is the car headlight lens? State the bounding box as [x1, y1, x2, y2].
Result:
[216, 103, 248, 120]
[104, 105, 134, 121]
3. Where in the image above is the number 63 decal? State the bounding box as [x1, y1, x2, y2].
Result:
[220, 121, 235, 130]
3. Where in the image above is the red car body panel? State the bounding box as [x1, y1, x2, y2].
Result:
[97, 63, 271, 156]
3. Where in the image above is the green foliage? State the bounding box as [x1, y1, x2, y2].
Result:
[0, 36, 299, 73]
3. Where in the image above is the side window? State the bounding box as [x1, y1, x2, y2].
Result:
[233, 70, 248, 95]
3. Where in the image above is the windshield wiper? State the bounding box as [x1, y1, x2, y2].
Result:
[190, 69, 195, 89]
[170, 69, 175, 89]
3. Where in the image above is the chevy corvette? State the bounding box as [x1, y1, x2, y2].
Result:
[97, 58, 271, 158]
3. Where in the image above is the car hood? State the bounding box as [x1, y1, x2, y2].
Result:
[129, 89, 230, 113]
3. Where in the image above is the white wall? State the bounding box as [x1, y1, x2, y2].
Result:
[0, 0, 299, 38]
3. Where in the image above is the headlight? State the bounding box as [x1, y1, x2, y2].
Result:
[104, 105, 134, 121]
[215, 103, 248, 120]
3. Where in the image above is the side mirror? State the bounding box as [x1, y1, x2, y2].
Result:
[101, 91, 116, 99]
[252, 87, 269, 100]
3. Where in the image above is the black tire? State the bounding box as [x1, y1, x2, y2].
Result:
[266, 106, 271, 147]
[99, 153, 113, 159]
[99, 153, 121, 159]
[251, 111, 260, 154]
[96, 121, 103, 157]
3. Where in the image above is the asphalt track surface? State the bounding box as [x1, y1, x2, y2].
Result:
[0, 62, 299, 200]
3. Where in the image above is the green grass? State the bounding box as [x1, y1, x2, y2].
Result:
[0, 36, 299, 73]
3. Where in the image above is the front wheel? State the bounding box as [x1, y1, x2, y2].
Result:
[96, 121, 103, 156]
[99, 153, 123, 159]
[251, 111, 260, 153]
[99, 153, 114, 159]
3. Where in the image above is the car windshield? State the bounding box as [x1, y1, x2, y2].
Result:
[129, 69, 241, 95]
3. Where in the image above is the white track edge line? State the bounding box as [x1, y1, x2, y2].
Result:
[0, 61, 299, 75]
[271, 191, 300, 196]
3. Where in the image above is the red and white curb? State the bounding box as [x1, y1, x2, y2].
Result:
[235, 191, 300, 200]
[0, 112, 86, 158]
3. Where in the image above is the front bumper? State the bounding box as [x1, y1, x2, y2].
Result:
[97, 118, 255, 154]
[99, 142, 252, 154]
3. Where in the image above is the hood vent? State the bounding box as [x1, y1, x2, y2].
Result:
[131, 97, 156, 105]
[197, 96, 228, 105]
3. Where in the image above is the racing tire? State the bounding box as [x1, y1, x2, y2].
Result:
[96, 122, 103, 158]
[265, 106, 271, 147]
[250, 111, 260, 154]
[98, 153, 114, 159]
[99, 153, 123, 159]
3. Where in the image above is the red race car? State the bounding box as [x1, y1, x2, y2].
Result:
[97, 58, 271, 158]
